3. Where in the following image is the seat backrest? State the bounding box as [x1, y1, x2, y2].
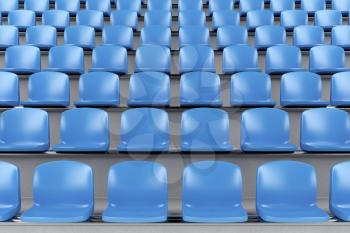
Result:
[331, 72, 350, 104]
[91, 45, 128, 74]
[0, 0, 18, 13]
[255, 25, 286, 48]
[102, 25, 133, 49]
[330, 161, 350, 206]
[0, 72, 19, 106]
[0, 162, 20, 207]
[76, 10, 104, 29]
[179, 26, 210, 48]
[5, 45, 41, 71]
[310, 45, 346, 72]
[270, 0, 295, 14]
[239, 0, 264, 14]
[179, 0, 202, 11]
[293, 25, 324, 48]
[246, 9, 274, 30]
[212, 10, 240, 30]
[179, 45, 215, 74]
[26, 25, 57, 48]
[140, 25, 171, 48]
[0, 26, 19, 48]
[8, 10, 36, 29]
[116, 0, 141, 13]
[209, 0, 233, 14]
[178, 10, 206, 27]
[266, 45, 302, 72]
[42, 10, 70, 29]
[110, 10, 138, 29]
[314, 10, 342, 29]
[301, 0, 325, 13]
[222, 45, 259, 73]
[86, 0, 111, 14]
[48, 45, 84, 71]
[332, 25, 350, 48]
[135, 45, 171, 73]
[24, 0, 49, 14]
[55, 0, 80, 13]
[148, 0, 172, 11]
[280, 10, 308, 30]
[217, 25, 248, 49]
[64, 25, 95, 48]
[332, 0, 350, 13]
[144, 10, 171, 27]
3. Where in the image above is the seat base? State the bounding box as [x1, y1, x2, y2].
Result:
[52, 144, 109, 153]
[74, 100, 120, 108]
[183, 207, 248, 223]
[241, 143, 296, 153]
[102, 206, 167, 223]
[301, 142, 350, 152]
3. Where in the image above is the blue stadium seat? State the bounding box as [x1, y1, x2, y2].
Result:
[179, 26, 210, 48]
[21, 161, 94, 222]
[301, 108, 350, 152]
[76, 10, 104, 30]
[135, 45, 171, 73]
[332, 26, 350, 49]
[183, 161, 247, 223]
[266, 45, 304, 74]
[255, 25, 286, 49]
[293, 25, 324, 49]
[180, 72, 222, 107]
[179, 45, 215, 74]
[0, 0, 18, 15]
[42, 10, 70, 30]
[103, 161, 168, 223]
[0, 72, 19, 107]
[222, 45, 260, 73]
[102, 25, 133, 49]
[281, 72, 329, 107]
[241, 108, 296, 152]
[270, 0, 295, 15]
[26, 25, 57, 49]
[90, 45, 127, 74]
[314, 10, 342, 30]
[0, 108, 49, 152]
[64, 26, 95, 49]
[239, 0, 264, 15]
[116, 0, 141, 14]
[310, 45, 348, 74]
[21, 72, 70, 107]
[257, 161, 329, 222]
[75, 72, 120, 107]
[209, 0, 234, 15]
[332, 0, 350, 14]
[181, 108, 233, 152]
[217, 25, 248, 49]
[212, 10, 240, 30]
[246, 10, 274, 30]
[47, 45, 84, 74]
[148, 0, 172, 11]
[55, 0, 80, 15]
[144, 10, 172, 27]
[117, 108, 170, 152]
[8, 10, 36, 31]
[178, 10, 206, 27]
[0, 162, 20, 221]
[140, 26, 171, 48]
[86, 0, 111, 15]
[24, 0, 49, 15]
[128, 72, 170, 107]
[0, 26, 19, 49]
[301, 0, 325, 14]
[52, 108, 109, 152]
[330, 161, 350, 221]
[230, 72, 275, 107]
[280, 10, 308, 30]
[110, 10, 138, 30]
[2, 45, 40, 74]
[178, 0, 202, 11]
[331, 72, 350, 107]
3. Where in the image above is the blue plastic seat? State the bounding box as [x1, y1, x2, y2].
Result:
[246, 10, 274, 30]
[128, 72, 170, 107]
[2, 45, 40, 74]
[212, 10, 240, 30]
[148, 0, 172, 11]
[222, 45, 260, 74]
[293, 25, 324, 49]
[0, 108, 49, 152]
[332, 26, 350, 49]
[103, 161, 168, 223]
[0, 26, 19, 49]
[26, 25, 56, 49]
[110, 10, 138, 30]
[0, 0, 18, 15]
[266, 45, 304, 74]
[21, 161, 94, 222]
[47, 45, 84, 74]
[241, 108, 296, 152]
[55, 0, 80, 15]
[102, 25, 133, 49]
[330, 161, 350, 221]
[179, 26, 210, 48]
[64, 26, 95, 49]
[76, 10, 104, 30]
[179, 45, 215, 74]
[86, 0, 110, 15]
[42, 10, 70, 31]
[301, 108, 350, 152]
[75, 72, 119, 107]
[183, 161, 247, 223]
[270, 0, 295, 15]
[52, 108, 109, 152]
[178, 0, 202, 11]
[21, 72, 69, 107]
[331, 72, 350, 107]
[116, 0, 141, 14]
[24, 0, 49, 15]
[239, 0, 264, 15]
[0, 72, 19, 107]
[309, 45, 348, 74]
[281, 72, 328, 107]
[255, 25, 286, 49]
[301, 0, 325, 14]
[140, 26, 171, 48]
[217, 25, 248, 49]
[0, 162, 20, 221]
[135, 45, 171, 73]
[314, 10, 342, 30]
[117, 108, 170, 152]
[90, 45, 127, 74]
[144, 10, 172, 27]
[181, 108, 233, 152]
[231, 72, 275, 107]
[332, 0, 350, 14]
[178, 10, 206, 27]
[257, 161, 329, 222]
[8, 10, 36, 31]
[280, 10, 308, 31]
[180, 72, 222, 107]
[209, 0, 234, 15]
